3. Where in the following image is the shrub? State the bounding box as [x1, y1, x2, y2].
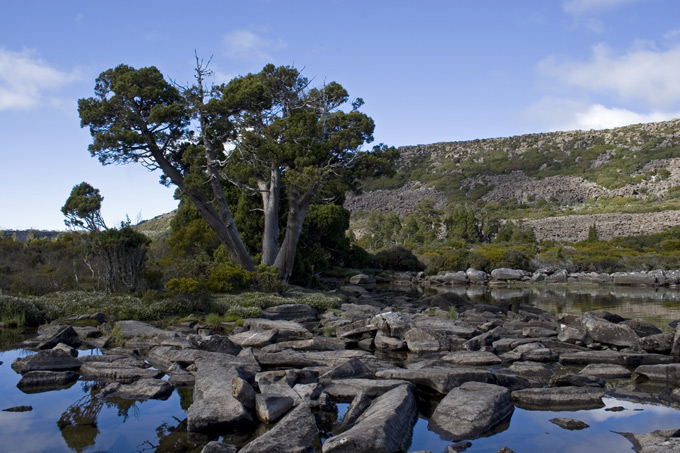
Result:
[374, 246, 425, 272]
[166, 277, 200, 294]
[254, 264, 288, 294]
[206, 264, 252, 293]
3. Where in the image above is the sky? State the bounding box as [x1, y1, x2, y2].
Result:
[2, 0, 680, 231]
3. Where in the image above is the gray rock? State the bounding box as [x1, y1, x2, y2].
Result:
[16, 370, 79, 393]
[231, 377, 256, 410]
[579, 363, 632, 379]
[442, 271, 468, 285]
[522, 327, 558, 338]
[466, 268, 489, 283]
[550, 373, 606, 388]
[619, 429, 680, 453]
[261, 303, 319, 323]
[323, 385, 417, 453]
[36, 325, 82, 349]
[549, 418, 589, 430]
[349, 274, 376, 285]
[261, 337, 351, 353]
[634, 364, 680, 386]
[115, 320, 176, 339]
[200, 441, 237, 453]
[99, 378, 173, 400]
[672, 323, 680, 362]
[612, 271, 657, 286]
[323, 378, 415, 401]
[319, 357, 374, 381]
[240, 404, 318, 453]
[187, 360, 254, 433]
[512, 386, 605, 410]
[374, 331, 406, 351]
[429, 382, 514, 442]
[639, 333, 673, 354]
[581, 312, 640, 348]
[506, 361, 552, 377]
[412, 316, 479, 339]
[255, 394, 295, 423]
[441, 351, 502, 367]
[405, 328, 441, 353]
[12, 350, 82, 375]
[560, 350, 672, 367]
[243, 318, 310, 339]
[255, 350, 323, 369]
[339, 392, 372, 431]
[229, 329, 278, 348]
[621, 319, 663, 338]
[336, 317, 381, 338]
[79, 361, 163, 384]
[491, 268, 529, 281]
[187, 334, 241, 355]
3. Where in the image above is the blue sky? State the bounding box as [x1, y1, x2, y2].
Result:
[2, 0, 680, 230]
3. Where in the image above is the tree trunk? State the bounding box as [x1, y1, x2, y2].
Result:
[273, 184, 316, 281]
[260, 167, 281, 266]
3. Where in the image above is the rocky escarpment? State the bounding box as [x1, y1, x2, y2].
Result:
[8, 281, 680, 452]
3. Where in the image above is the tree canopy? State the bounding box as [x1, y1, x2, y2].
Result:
[79, 61, 396, 279]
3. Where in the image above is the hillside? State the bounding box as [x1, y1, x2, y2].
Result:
[346, 118, 680, 241]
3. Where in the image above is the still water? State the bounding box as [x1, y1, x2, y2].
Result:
[2, 285, 680, 452]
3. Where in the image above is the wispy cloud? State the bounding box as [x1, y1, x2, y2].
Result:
[0, 47, 80, 111]
[222, 28, 286, 62]
[539, 42, 680, 109]
[562, 0, 643, 15]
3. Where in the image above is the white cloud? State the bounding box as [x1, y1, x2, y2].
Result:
[539, 42, 680, 110]
[525, 97, 680, 132]
[0, 47, 80, 111]
[222, 29, 286, 62]
[563, 0, 643, 15]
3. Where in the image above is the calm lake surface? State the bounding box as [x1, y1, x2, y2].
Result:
[2, 285, 680, 452]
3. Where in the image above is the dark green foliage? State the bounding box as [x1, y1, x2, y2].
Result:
[374, 246, 424, 272]
[61, 182, 107, 231]
[587, 223, 599, 243]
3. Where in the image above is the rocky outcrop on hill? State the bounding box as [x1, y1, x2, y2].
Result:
[344, 181, 447, 215]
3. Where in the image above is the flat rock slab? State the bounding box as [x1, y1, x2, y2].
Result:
[581, 313, 640, 348]
[16, 370, 79, 393]
[441, 351, 502, 367]
[260, 304, 319, 323]
[634, 364, 680, 386]
[261, 337, 351, 353]
[323, 385, 417, 453]
[12, 350, 82, 375]
[512, 386, 605, 411]
[243, 318, 310, 339]
[187, 359, 253, 433]
[147, 346, 260, 377]
[549, 418, 590, 430]
[100, 378, 173, 400]
[579, 363, 632, 379]
[560, 351, 672, 367]
[115, 320, 176, 339]
[507, 361, 552, 377]
[412, 316, 479, 339]
[239, 404, 318, 453]
[376, 367, 496, 394]
[429, 382, 514, 442]
[79, 361, 163, 384]
[323, 378, 415, 401]
[619, 428, 680, 453]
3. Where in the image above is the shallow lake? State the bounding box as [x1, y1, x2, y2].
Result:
[1, 285, 680, 452]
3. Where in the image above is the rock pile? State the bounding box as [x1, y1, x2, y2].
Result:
[8, 281, 680, 452]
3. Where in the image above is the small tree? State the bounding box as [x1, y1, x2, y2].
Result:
[587, 223, 599, 242]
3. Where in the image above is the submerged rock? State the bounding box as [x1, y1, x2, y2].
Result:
[549, 418, 589, 430]
[619, 428, 680, 452]
[17, 370, 79, 393]
[99, 378, 173, 400]
[512, 386, 605, 410]
[429, 382, 514, 441]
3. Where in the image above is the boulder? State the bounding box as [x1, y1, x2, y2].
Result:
[442, 271, 468, 285]
[260, 304, 319, 323]
[255, 394, 295, 424]
[243, 318, 310, 339]
[261, 337, 352, 353]
[99, 378, 173, 400]
[550, 373, 606, 388]
[639, 333, 673, 354]
[16, 370, 79, 393]
[339, 392, 372, 431]
[429, 382, 514, 442]
[672, 323, 680, 362]
[323, 378, 415, 401]
[36, 325, 82, 349]
[374, 331, 406, 351]
[412, 316, 479, 339]
[506, 361, 552, 377]
[240, 404, 319, 453]
[560, 350, 672, 367]
[319, 357, 374, 381]
[620, 319, 663, 338]
[229, 329, 278, 348]
[579, 363, 631, 379]
[581, 312, 640, 348]
[200, 442, 238, 453]
[634, 364, 680, 386]
[512, 386, 605, 410]
[12, 350, 82, 375]
[187, 334, 242, 355]
[323, 385, 417, 453]
[79, 361, 163, 384]
[466, 268, 489, 283]
[611, 271, 657, 286]
[404, 328, 441, 353]
[115, 320, 176, 339]
[187, 360, 254, 433]
[441, 351, 502, 367]
[490, 268, 529, 281]
[619, 429, 680, 453]
[349, 274, 376, 285]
